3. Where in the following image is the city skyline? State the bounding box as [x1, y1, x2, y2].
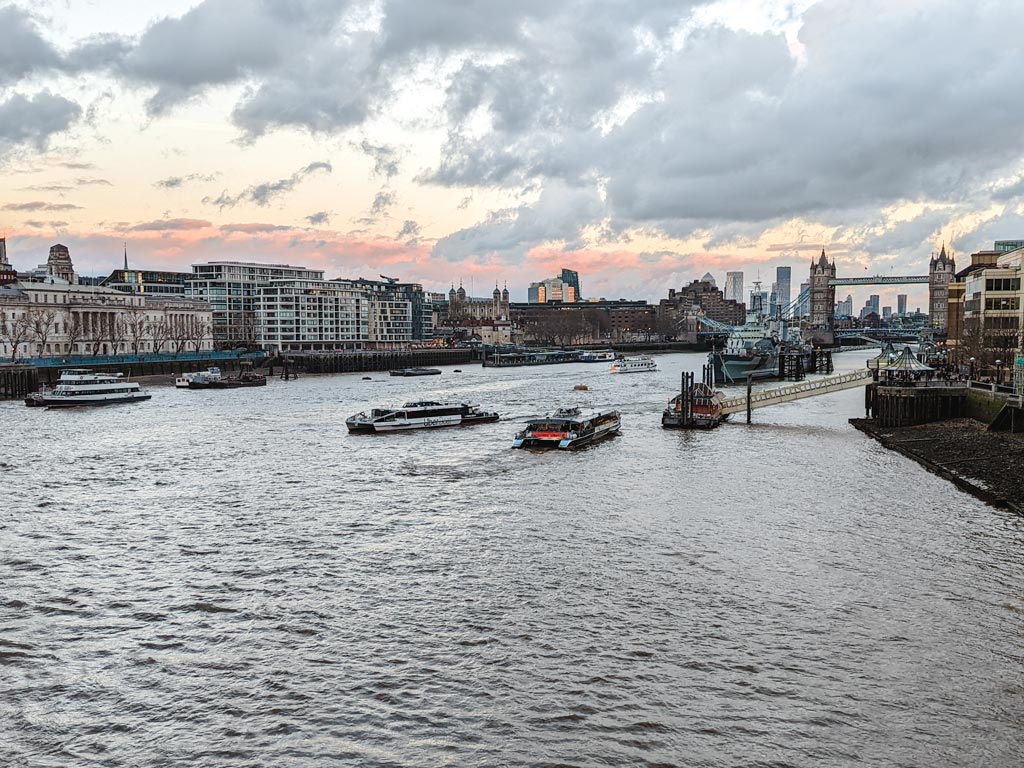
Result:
[3, 1, 1022, 305]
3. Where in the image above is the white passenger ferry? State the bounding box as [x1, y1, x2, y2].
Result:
[578, 350, 616, 363]
[512, 407, 621, 449]
[25, 369, 151, 408]
[346, 401, 500, 433]
[609, 355, 657, 373]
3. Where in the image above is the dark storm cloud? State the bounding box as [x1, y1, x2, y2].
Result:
[204, 161, 332, 208]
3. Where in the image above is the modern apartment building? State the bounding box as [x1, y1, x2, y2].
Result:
[255, 279, 370, 352]
[187, 262, 324, 345]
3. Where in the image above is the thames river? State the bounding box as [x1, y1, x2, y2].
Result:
[2, 352, 1023, 767]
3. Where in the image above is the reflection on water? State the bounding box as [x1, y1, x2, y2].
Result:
[2, 352, 1023, 766]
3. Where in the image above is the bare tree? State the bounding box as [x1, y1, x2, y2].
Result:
[64, 312, 84, 356]
[125, 306, 149, 356]
[0, 313, 32, 361]
[149, 318, 170, 355]
[27, 308, 58, 357]
[185, 317, 210, 352]
[104, 315, 128, 356]
[171, 317, 190, 355]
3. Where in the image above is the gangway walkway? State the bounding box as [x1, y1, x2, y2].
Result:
[720, 369, 873, 415]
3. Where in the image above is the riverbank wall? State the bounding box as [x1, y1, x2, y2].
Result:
[277, 349, 473, 374]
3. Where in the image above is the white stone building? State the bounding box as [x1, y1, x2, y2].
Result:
[0, 245, 213, 360]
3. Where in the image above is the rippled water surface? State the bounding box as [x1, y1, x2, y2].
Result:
[3, 352, 1023, 767]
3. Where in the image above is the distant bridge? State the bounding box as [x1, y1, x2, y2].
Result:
[720, 369, 874, 416]
[829, 275, 929, 286]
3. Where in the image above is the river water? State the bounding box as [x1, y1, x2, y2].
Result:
[2, 352, 1022, 767]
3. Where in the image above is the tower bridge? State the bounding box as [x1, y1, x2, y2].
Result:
[829, 275, 929, 286]
[809, 246, 954, 335]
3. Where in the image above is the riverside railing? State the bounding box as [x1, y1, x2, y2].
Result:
[20, 350, 265, 368]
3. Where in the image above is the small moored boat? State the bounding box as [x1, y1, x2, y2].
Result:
[389, 368, 442, 377]
[512, 407, 620, 449]
[347, 401, 500, 432]
[610, 356, 657, 373]
[578, 350, 616, 363]
[175, 367, 222, 388]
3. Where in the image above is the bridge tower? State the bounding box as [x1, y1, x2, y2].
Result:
[928, 244, 955, 333]
[809, 249, 836, 329]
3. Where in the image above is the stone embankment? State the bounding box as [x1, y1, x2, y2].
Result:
[851, 417, 1023, 513]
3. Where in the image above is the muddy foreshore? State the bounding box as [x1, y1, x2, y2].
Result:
[850, 417, 1024, 513]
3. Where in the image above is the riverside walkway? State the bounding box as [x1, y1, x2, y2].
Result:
[720, 369, 874, 416]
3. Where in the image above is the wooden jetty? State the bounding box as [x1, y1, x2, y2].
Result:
[0, 364, 38, 401]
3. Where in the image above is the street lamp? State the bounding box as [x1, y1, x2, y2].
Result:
[996, 359, 1003, 385]
[969, 357, 976, 380]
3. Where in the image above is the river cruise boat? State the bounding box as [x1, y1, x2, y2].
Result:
[610, 355, 657, 373]
[512, 407, 620, 449]
[175, 367, 222, 388]
[389, 368, 442, 377]
[347, 401, 500, 433]
[578, 350, 616, 363]
[25, 369, 151, 408]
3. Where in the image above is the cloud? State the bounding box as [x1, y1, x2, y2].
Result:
[154, 172, 220, 189]
[370, 190, 396, 216]
[0, 91, 83, 157]
[219, 222, 292, 233]
[306, 211, 331, 225]
[3, 201, 83, 212]
[130, 218, 212, 231]
[397, 219, 420, 239]
[0, 6, 61, 86]
[23, 220, 69, 229]
[356, 140, 401, 179]
[204, 161, 332, 208]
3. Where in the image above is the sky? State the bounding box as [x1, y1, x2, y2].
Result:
[2, 0, 1024, 309]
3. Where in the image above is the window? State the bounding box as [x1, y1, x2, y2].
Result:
[985, 277, 1021, 292]
[985, 297, 1020, 311]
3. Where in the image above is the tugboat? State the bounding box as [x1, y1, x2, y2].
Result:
[512, 407, 620, 449]
[25, 369, 151, 408]
[389, 368, 442, 377]
[609, 355, 657, 373]
[346, 401, 500, 432]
